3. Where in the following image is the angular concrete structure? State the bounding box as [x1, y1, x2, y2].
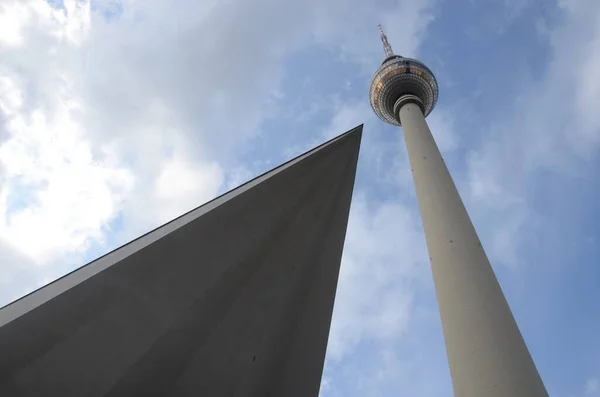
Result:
[0, 125, 363, 397]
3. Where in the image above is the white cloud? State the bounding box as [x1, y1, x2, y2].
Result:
[460, 0, 600, 268]
[0, 72, 134, 264]
[465, 141, 530, 267]
[310, 0, 435, 68]
[0, 75, 23, 116]
[0, 0, 91, 48]
[154, 157, 223, 223]
[0, 0, 439, 304]
[323, 100, 373, 140]
[586, 378, 599, 395]
[426, 107, 458, 154]
[224, 166, 256, 192]
[0, 0, 33, 47]
[0, 238, 37, 305]
[326, 194, 427, 360]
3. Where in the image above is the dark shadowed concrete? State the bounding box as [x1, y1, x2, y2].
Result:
[0, 125, 363, 397]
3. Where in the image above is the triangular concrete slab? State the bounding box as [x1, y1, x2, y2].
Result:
[0, 125, 363, 397]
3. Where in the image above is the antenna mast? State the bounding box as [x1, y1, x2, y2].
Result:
[378, 24, 394, 58]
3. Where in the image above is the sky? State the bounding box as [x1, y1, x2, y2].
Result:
[0, 0, 599, 395]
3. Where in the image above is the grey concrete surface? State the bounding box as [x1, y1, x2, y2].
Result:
[0, 125, 363, 397]
[399, 102, 548, 397]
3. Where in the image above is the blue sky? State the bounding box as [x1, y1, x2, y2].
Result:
[0, 0, 599, 396]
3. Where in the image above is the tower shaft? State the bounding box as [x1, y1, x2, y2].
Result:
[398, 102, 548, 397]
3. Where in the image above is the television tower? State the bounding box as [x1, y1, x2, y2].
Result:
[369, 25, 549, 397]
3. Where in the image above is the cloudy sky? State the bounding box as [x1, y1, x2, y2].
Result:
[1, 0, 600, 395]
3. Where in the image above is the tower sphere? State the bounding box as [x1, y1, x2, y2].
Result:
[369, 54, 439, 126]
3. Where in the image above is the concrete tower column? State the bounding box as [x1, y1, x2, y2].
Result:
[398, 101, 548, 397]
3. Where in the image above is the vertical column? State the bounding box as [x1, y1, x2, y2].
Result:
[398, 102, 548, 397]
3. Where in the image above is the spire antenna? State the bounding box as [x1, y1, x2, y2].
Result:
[378, 24, 394, 58]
